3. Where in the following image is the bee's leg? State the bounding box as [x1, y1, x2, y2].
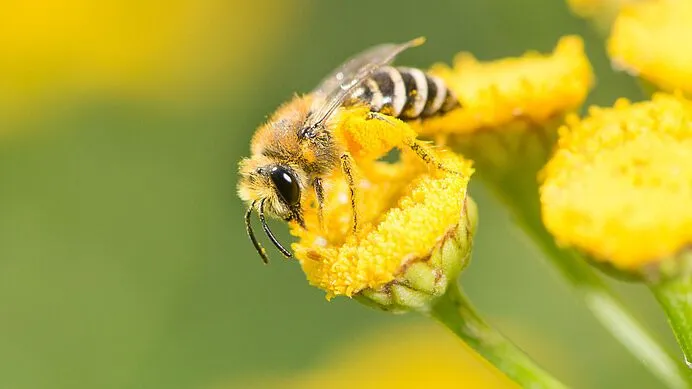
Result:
[339, 153, 358, 233]
[406, 139, 460, 175]
[313, 177, 325, 230]
[366, 111, 392, 122]
[366, 111, 460, 175]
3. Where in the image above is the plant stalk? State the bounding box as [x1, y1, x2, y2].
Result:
[429, 282, 568, 389]
[488, 168, 692, 389]
[651, 275, 692, 372]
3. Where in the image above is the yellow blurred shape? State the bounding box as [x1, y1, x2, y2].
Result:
[221, 323, 520, 389]
[566, 0, 643, 26]
[285, 323, 519, 388]
[0, 0, 303, 124]
[608, 0, 692, 94]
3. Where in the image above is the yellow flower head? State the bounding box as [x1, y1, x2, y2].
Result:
[608, 0, 692, 94]
[540, 93, 692, 272]
[419, 35, 593, 136]
[290, 113, 475, 302]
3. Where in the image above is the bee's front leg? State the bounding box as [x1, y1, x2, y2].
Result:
[313, 177, 325, 231]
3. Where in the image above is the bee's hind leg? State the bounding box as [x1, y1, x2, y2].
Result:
[365, 110, 395, 123]
[366, 111, 461, 176]
[339, 153, 358, 233]
[406, 139, 462, 176]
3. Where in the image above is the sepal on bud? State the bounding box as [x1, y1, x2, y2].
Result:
[356, 197, 478, 313]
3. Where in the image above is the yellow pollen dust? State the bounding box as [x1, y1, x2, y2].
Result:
[540, 93, 692, 270]
[608, 0, 692, 94]
[332, 106, 420, 162]
[290, 137, 473, 299]
[418, 35, 593, 136]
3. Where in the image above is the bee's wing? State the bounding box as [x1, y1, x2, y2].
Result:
[305, 37, 425, 128]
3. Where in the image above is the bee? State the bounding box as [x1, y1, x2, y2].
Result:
[238, 37, 461, 264]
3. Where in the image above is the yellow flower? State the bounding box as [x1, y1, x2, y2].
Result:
[540, 93, 692, 273]
[288, 323, 520, 389]
[218, 323, 520, 389]
[567, 0, 640, 18]
[608, 0, 692, 94]
[417, 35, 593, 137]
[566, 0, 643, 29]
[290, 111, 476, 305]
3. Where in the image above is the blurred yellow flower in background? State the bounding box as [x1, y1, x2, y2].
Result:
[291, 323, 520, 389]
[540, 93, 692, 273]
[567, 0, 640, 19]
[290, 112, 475, 304]
[0, 0, 304, 125]
[419, 35, 593, 137]
[224, 323, 519, 389]
[608, 0, 692, 94]
[566, 0, 644, 30]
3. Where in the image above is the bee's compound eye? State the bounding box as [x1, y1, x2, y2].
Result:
[270, 166, 301, 206]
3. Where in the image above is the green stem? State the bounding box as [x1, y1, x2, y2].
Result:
[429, 282, 568, 389]
[490, 177, 692, 389]
[651, 275, 692, 371]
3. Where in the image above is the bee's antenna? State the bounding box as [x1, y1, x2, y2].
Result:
[246, 201, 269, 264]
[259, 199, 293, 258]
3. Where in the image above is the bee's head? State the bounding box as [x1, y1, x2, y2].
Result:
[238, 158, 306, 263]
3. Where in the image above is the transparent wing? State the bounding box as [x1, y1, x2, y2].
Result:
[305, 37, 425, 129]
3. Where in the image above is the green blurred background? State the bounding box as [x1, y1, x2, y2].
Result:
[0, 0, 677, 388]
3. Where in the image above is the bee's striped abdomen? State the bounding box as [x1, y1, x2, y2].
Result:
[348, 66, 460, 120]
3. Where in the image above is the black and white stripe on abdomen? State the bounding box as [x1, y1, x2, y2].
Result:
[347, 66, 459, 120]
